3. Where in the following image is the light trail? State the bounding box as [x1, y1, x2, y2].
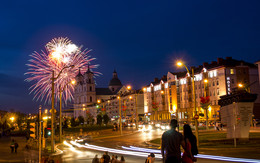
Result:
[69, 140, 159, 158]
[122, 146, 260, 163]
[64, 140, 260, 163]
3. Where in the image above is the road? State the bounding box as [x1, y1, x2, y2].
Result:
[61, 128, 248, 163]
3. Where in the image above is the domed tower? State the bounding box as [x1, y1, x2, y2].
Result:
[109, 69, 123, 93]
[84, 65, 96, 103]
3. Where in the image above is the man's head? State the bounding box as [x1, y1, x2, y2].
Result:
[170, 119, 178, 129]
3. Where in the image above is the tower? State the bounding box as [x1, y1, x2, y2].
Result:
[84, 65, 96, 103]
[109, 69, 123, 93]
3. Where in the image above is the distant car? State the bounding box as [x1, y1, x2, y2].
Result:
[76, 135, 92, 143]
[160, 123, 170, 130]
[139, 123, 152, 132]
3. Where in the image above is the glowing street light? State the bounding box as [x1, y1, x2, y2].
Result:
[176, 60, 199, 146]
[10, 117, 15, 122]
[204, 79, 208, 83]
[176, 61, 183, 67]
[127, 85, 132, 90]
[238, 83, 244, 88]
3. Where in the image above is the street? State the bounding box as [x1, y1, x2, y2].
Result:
[60, 128, 254, 163]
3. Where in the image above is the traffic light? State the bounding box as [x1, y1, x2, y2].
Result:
[29, 123, 36, 138]
[44, 128, 51, 138]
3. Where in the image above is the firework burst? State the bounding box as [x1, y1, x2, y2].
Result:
[25, 37, 100, 103]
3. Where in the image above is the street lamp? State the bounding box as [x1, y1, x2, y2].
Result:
[59, 79, 76, 143]
[10, 117, 15, 122]
[117, 96, 123, 135]
[176, 61, 199, 146]
[50, 64, 74, 153]
[203, 78, 209, 130]
[238, 83, 243, 88]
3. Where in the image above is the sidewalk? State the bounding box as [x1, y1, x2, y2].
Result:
[0, 136, 38, 162]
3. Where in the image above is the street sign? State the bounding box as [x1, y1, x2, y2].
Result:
[194, 114, 199, 119]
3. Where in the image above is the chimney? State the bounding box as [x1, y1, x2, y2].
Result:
[162, 75, 167, 81]
[203, 62, 208, 67]
[217, 58, 224, 64]
[226, 57, 232, 60]
[154, 78, 159, 83]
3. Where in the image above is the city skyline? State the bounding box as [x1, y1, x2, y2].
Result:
[1, 0, 260, 113]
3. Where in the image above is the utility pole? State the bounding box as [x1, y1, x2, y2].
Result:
[135, 92, 139, 130]
[51, 71, 55, 153]
[192, 68, 199, 147]
[39, 105, 42, 163]
[118, 96, 123, 135]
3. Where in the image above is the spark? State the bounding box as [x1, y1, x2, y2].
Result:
[25, 37, 101, 103]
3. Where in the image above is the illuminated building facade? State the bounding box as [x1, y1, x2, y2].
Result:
[73, 69, 123, 118]
[144, 76, 170, 122]
[144, 57, 260, 123]
[73, 69, 144, 121]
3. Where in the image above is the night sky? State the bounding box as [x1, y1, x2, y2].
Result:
[0, 0, 260, 113]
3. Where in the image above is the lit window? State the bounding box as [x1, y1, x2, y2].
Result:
[230, 69, 234, 74]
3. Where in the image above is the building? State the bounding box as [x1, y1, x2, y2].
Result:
[73, 68, 123, 118]
[143, 76, 170, 122]
[73, 68, 144, 121]
[144, 57, 260, 123]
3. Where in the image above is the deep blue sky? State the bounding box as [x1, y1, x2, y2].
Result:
[0, 0, 259, 113]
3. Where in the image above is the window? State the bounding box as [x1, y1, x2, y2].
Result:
[231, 79, 234, 84]
[90, 86, 92, 91]
[217, 88, 219, 95]
[230, 69, 234, 74]
[213, 82, 215, 86]
[89, 79, 91, 83]
[90, 96, 92, 102]
[217, 81, 219, 85]
[213, 91, 215, 96]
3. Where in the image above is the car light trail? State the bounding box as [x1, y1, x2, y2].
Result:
[69, 140, 161, 158]
[123, 146, 260, 163]
[64, 140, 260, 163]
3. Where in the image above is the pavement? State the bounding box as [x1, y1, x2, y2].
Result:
[0, 136, 38, 162]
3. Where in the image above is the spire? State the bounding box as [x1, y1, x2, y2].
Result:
[113, 69, 118, 78]
[76, 68, 83, 77]
[86, 64, 93, 74]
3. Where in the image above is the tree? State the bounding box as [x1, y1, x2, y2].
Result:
[97, 114, 102, 126]
[103, 114, 110, 125]
[71, 117, 76, 127]
[200, 96, 210, 130]
[63, 118, 68, 128]
[78, 116, 84, 125]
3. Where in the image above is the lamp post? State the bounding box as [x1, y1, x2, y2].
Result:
[39, 105, 42, 163]
[59, 79, 76, 143]
[51, 65, 74, 153]
[203, 79, 209, 130]
[117, 96, 123, 135]
[177, 61, 199, 146]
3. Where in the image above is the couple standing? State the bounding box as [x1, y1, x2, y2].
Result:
[161, 119, 198, 163]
